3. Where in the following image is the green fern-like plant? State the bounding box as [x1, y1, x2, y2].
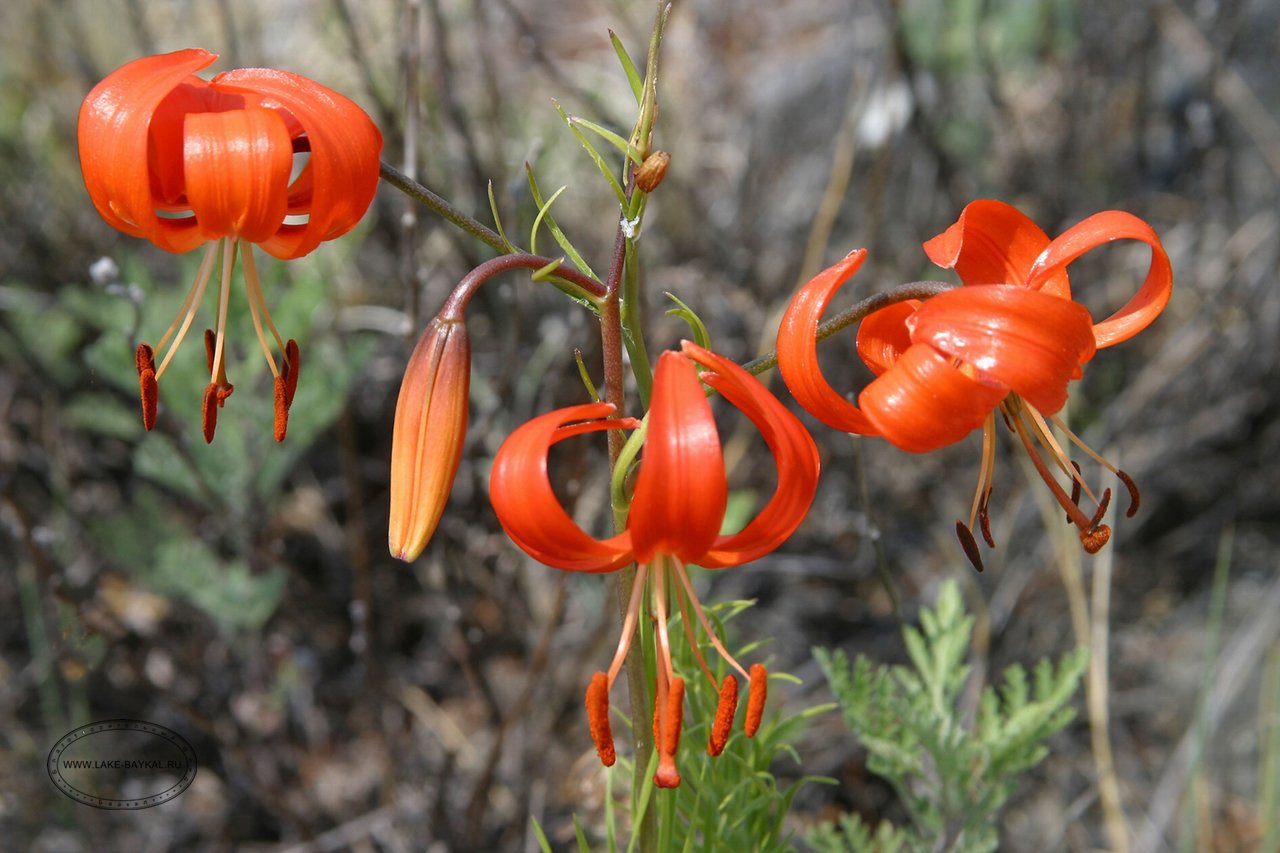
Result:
[809, 580, 1087, 852]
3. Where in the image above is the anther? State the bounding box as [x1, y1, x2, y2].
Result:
[202, 383, 220, 443]
[745, 664, 767, 737]
[135, 343, 158, 431]
[977, 487, 995, 548]
[1117, 469, 1141, 517]
[955, 521, 985, 573]
[585, 672, 616, 767]
[282, 339, 300, 408]
[654, 677, 685, 789]
[708, 675, 739, 756]
[273, 376, 289, 442]
[1089, 488, 1113, 529]
[1068, 461, 1083, 520]
[1081, 524, 1111, 554]
[204, 329, 217, 373]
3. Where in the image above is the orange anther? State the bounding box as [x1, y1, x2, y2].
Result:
[977, 487, 994, 548]
[201, 383, 220, 443]
[282, 338, 300, 408]
[708, 675, 739, 756]
[204, 328, 217, 373]
[136, 344, 158, 431]
[585, 672, 615, 767]
[273, 376, 289, 442]
[745, 664, 767, 737]
[1117, 470, 1140, 518]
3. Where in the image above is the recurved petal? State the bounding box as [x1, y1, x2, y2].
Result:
[924, 199, 1070, 298]
[628, 352, 728, 565]
[489, 403, 635, 573]
[183, 108, 293, 243]
[908, 285, 1096, 415]
[776, 249, 881, 435]
[859, 343, 1008, 452]
[683, 343, 820, 569]
[1026, 210, 1174, 348]
[215, 68, 382, 259]
[389, 318, 471, 562]
[78, 48, 217, 251]
[855, 300, 919, 376]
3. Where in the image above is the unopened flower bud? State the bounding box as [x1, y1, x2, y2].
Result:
[635, 150, 670, 193]
[389, 316, 471, 561]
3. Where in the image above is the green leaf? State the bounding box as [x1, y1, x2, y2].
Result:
[609, 29, 644, 103]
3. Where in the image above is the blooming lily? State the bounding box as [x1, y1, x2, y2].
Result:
[777, 200, 1172, 569]
[78, 48, 382, 441]
[489, 342, 820, 787]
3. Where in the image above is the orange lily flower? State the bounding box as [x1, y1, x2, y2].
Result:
[777, 200, 1172, 568]
[78, 48, 382, 441]
[489, 342, 820, 787]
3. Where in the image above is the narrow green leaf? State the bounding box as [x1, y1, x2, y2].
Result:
[553, 100, 628, 205]
[569, 114, 646, 165]
[609, 29, 644, 103]
[663, 292, 712, 350]
[526, 165, 599, 280]
[486, 180, 519, 252]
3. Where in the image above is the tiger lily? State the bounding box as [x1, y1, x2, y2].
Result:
[777, 200, 1172, 569]
[78, 48, 382, 441]
[489, 342, 820, 787]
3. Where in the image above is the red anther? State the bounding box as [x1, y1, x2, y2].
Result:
[708, 675, 739, 756]
[282, 339, 300, 408]
[745, 664, 767, 737]
[204, 328, 217, 373]
[1081, 524, 1111, 554]
[1068, 461, 1083, 521]
[202, 382, 220, 443]
[135, 342, 156, 375]
[273, 376, 289, 442]
[585, 672, 615, 767]
[977, 487, 995, 548]
[1117, 469, 1141, 518]
[955, 521, 985, 573]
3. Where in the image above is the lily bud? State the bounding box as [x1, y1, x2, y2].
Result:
[389, 316, 471, 561]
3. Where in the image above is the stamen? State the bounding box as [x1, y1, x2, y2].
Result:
[208, 239, 237, 388]
[585, 672, 616, 766]
[1090, 488, 1113, 529]
[708, 675, 739, 756]
[273, 376, 289, 442]
[605, 563, 649, 686]
[204, 329, 216, 374]
[670, 561, 750, 679]
[1117, 470, 1141, 517]
[955, 521, 985, 573]
[154, 241, 220, 380]
[652, 561, 676, 686]
[674, 580, 719, 689]
[135, 343, 158, 431]
[745, 663, 767, 737]
[967, 414, 998, 533]
[1009, 408, 1097, 535]
[241, 243, 283, 379]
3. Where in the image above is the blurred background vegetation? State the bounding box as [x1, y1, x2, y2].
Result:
[1, 0, 1278, 849]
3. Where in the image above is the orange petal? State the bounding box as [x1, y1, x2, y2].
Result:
[855, 300, 918, 376]
[388, 318, 472, 561]
[907, 285, 1096, 415]
[78, 48, 217, 253]
[183, 108, 293, 243]
[682, 343, 820, 569]
[627, 352, 729, 565]
[488, 402, 635, 572]
[775, 249, 880, 435]
[859, 343, 1008, 452]
[1026, 210, 1174, 348]
[923, 199, 1069, 298]
[216, 68, 382, 259]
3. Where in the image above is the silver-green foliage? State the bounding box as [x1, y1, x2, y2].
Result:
[808, 581, 1087, 853]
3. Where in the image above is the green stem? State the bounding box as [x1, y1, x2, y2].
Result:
[380, 160, 507, 253]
